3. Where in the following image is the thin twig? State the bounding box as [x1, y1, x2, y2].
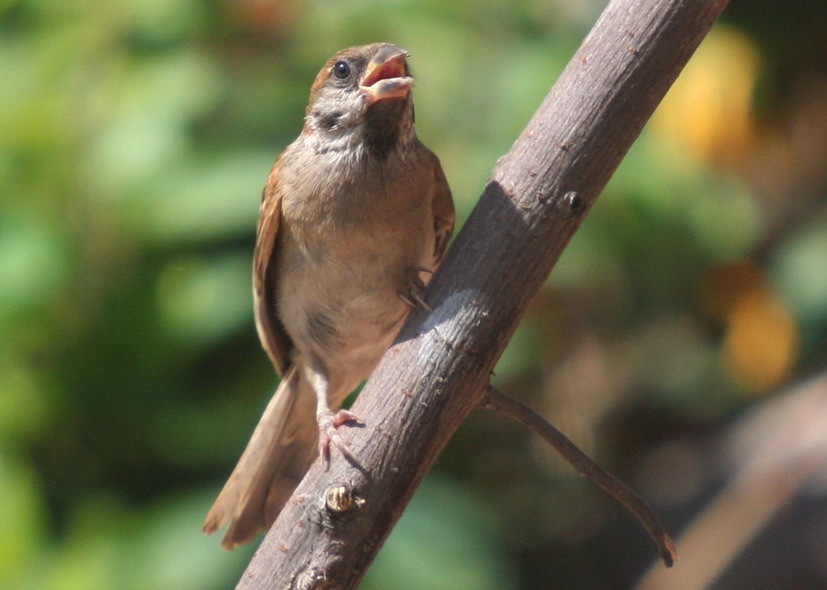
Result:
[482, 385, 678, 567]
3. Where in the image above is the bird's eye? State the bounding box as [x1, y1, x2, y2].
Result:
[332, 61, 351, 79]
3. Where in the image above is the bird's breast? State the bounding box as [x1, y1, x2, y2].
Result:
[273, 143, 435, 376]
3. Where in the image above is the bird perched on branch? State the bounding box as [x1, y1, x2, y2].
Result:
[203, 42, 455, 549]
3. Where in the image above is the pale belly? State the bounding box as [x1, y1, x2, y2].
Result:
[275, 221, 432, 398]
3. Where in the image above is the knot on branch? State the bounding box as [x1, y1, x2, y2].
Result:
[561, 190, 585, 217]
[323, 484, 365, 518]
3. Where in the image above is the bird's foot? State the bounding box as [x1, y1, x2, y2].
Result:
[318, 409, 361, 465]
[398, 267, 434, 312]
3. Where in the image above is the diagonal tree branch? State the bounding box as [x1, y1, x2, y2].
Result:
[238, 0, 730, 587]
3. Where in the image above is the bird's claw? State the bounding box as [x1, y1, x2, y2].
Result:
[318, 409, 361, 465]
[398, 267, 434, 312]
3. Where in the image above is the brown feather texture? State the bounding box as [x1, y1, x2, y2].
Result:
[203, 43, 454, 549]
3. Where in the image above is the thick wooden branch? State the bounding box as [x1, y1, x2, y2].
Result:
[238, 0, 729, 587]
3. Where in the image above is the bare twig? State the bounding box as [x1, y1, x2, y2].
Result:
[482, 385, 678, 567]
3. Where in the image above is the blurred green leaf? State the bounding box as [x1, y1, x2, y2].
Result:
[0, 211, 69, 314]
[772, 218, 827, 337]
[364, 476, 513, 590]
[156, 253, 251, 344]
[132, 152, 271, 243]
[0, 455, 47, 589]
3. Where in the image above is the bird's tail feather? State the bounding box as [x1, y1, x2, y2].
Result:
[203, 366, 318, 550]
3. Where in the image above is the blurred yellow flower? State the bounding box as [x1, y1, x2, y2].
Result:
[651, 26, 761, 168]
[702, 260, 798, 393]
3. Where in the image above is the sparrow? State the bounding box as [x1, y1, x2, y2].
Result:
[203, 43, 455, 549]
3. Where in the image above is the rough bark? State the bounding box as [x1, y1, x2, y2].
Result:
[238, 0, 730, 587]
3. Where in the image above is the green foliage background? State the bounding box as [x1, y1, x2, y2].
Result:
[2, 1, 826, 588]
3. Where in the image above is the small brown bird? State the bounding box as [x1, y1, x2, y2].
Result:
[203, 43, 455, 549]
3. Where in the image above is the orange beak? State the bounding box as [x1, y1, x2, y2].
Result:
[360, 46, 412, 104]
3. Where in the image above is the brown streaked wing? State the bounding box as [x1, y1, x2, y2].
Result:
[430, 153, 455, 265]
[253, 159, 292, 376]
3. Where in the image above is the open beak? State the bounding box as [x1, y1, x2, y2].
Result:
[360, 46, 412, 104]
